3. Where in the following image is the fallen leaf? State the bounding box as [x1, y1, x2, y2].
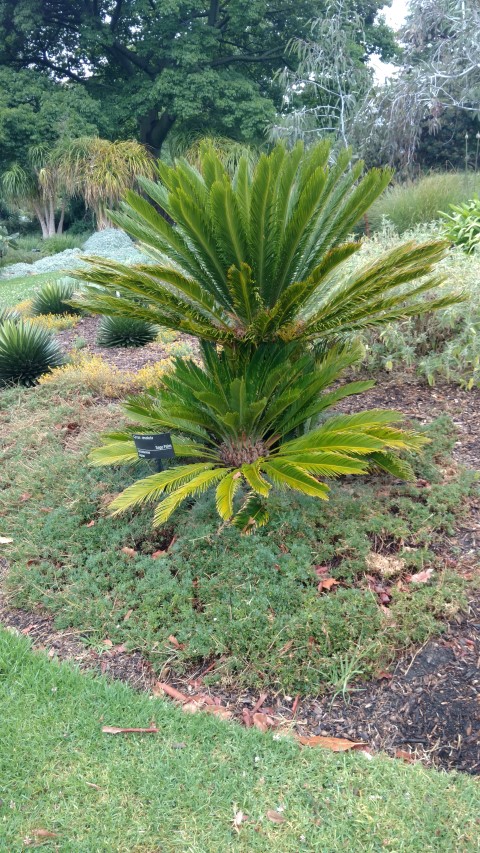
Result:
[297, 735, 366, 751]
[204, 705, 233, 720]
[85, 520, 95, 527]
[408, 568, 434, 584]
[152, 549, 166, 559]
[242, 708, 253, 727]
[152, 682, 190, 703]
[123, 608, 133, 621]
[102, 639, 113, 648]
[251, 692, 268, 714]
[121, 546, 137, 558]
[317, 577, 339, 592]
[377, 670, 393, 680]
[20, 492, 32, 502]
[0, 536, 13, 544]
[314, 564, 330, 576]
[182, 700, 203, 714]
[167, 634, 184, 650]
[85, 781, 101, 790]
[102, 725, 159, 734]
[266, 810, 286, 824]
[30, 829, 58, 838]
[232, 809, 248, 832]
[395, 748, 415, 763]
[252, 712, 275, 732]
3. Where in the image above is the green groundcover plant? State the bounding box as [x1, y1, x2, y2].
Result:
[440, 194, 480, 254]
[75, 142, 461, 529]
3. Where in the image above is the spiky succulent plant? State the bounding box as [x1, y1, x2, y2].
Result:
[31, 279, 81, 317]
[0, 320, 65, 387]
[97, 314, 158, 348]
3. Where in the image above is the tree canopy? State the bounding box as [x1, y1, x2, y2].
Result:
[0, 0, 396, 154]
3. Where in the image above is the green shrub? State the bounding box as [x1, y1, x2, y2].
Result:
[369, 172, 480, 234]
[0, 320, 65, 387]
[31, 278, 81, 316]
[440, 195, 480, 253]
[96, 315, 158, 348]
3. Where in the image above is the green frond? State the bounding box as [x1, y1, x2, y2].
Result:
[262, 459, 330, 499]
[215, 470, 241, 520]
[241, 462, 271, 496]
[152, 468, 228, 526]
[109, 464, 215, 515]
[232, 492, 269, 533]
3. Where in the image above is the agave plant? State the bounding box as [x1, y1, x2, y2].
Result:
[31, 279, 81, 317]
[97, 315, 158, 348]
[0, 320, 65, 387]
[75, 141, 460, 352]
[0, 307, 20, 325]
[91, 343, 426, 531]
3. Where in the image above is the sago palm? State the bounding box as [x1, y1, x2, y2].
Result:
[91, 343, 427, 531]
[75, 141, 460, 349]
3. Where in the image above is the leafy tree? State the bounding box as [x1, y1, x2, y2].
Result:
[1, 145, 68, 237]
[75, 142, 459, 529]
[0, 0, 396, 154]
[270, 0, 397, 148]
[59, 138, 156, 229]
[357, 0, 480, 170]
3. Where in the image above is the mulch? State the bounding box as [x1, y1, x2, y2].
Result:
[54, 315, 197, 372]
[1, 370, 479, 775]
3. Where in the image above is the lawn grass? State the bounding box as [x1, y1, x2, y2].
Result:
[0, 271, 64, 308]
[1, 383, 476, 695]
[1, 627, 479, 853]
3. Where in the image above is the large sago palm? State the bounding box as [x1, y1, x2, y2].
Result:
[92, 342, 427, 531]
[78, 141, 462, 530]
[76, 141, 458, 350]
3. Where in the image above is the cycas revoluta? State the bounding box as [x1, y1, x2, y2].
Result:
[74, 141, 460, 352]
[91, 343, 427, 532]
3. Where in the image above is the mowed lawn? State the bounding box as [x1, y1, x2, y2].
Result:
[1, 629, 479, 853]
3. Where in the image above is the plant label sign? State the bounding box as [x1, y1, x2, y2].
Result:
[133, 433, 175, 460]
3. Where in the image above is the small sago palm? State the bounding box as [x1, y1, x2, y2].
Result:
[75, 141, 461, 350]
[91, 343, 426, 531]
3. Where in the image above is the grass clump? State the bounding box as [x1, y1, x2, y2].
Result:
[2, 629, 479, 852]
[368, 172, 480, 234]
[1, 384, 475, 695]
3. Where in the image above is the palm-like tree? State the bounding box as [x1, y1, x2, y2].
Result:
[58, 137, 156, 230]
[1, 145, 67, 238]
[91, 342, 426, 530]
[76, 141, 459, 350]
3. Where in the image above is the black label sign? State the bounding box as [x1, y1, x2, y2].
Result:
[133, 433, 175, 460]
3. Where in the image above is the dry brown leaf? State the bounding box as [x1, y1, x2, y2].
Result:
[102, 639, 113, 648]
[167, 634, 184, 649]
[121, 546, 137, 557]
[152, 682, 190, 703]
[102, 725, 159, 734]
[297, 735, 366, 751]
[0, 536, 13, 544]
[85, 781, 101, 789]
[30, 829, 58, 838]
[317, 577, 339, 592]
[232, 809, 248, 832]
[123, 608, 133, 621]
[251, 692, 268, 714]
[204, 705, 233, 720]
[252, 712, 275, 732]
[152, 549, 166, 559]
[395, 748, 416, 763]
[182, 700, 204, 714]
[20, 492, 32, 502]
[85, 520, 95, 527]
[266, 810, 286, 824]
[409, 568, 434, 584]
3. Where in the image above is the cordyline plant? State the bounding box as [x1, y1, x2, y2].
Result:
[76, 141, 462, 530]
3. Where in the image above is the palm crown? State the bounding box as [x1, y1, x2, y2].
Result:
[76, 142, 458, 349]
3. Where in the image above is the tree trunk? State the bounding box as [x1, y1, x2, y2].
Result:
[139, 109, 176, 156]
[47, 198, 56, 237]
[33, 204, 49, 239]
[56, 202, 65, 235]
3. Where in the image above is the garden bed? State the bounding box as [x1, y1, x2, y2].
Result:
[1, 372, 478, 774]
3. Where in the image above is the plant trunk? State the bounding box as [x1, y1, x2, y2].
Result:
[56, 202, 65, 235]
[139, 109, 176, 157]
[33, 204, 49, 239]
